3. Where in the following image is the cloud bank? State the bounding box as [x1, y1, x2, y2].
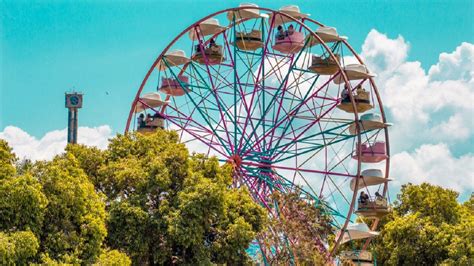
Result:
[360, 30, 474, 194]
[0, 125, 112, 161]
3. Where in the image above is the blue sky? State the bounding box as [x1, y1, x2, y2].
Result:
[1, 1, 473, 198]
[1, 0, 473, 136]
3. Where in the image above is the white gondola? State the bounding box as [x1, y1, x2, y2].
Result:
[188, 18, 225, 40]
[233, 30, 263, 51]
[156, 50, 190, 71]
[337, 86, 373, 113]
[135, 92, 168, 132]
[268, 5, 309, 26]
[306, 26, 347, 47]
[349, 113, 392, 135]
[227, 3, 262, 21]
[192, 44, 224, 65]
[350, 169, 392, 191]
[135, 92, 169, 113]
[356, 196, 390, 219]
[338, 223, 379, 244]
[308, 54, 340, 75]
[334, 64, 376, 84]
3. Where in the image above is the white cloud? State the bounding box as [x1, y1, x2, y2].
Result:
[391, 143, 474, 192]
[358, 30, 474, 152]
[0, 125, 112, 161]
[428, 42, 474, 83]
[361, 29, 409, 75]
[356, 30, 474, 194]
[430, 113, 471, 141]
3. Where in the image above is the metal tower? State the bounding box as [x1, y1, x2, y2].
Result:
[65, 92, 83, 144]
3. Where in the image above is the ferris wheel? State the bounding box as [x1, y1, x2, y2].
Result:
[126, 4, 392, 264]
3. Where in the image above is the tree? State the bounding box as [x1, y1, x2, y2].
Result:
[373, 183, 473, 265]
[0, 139, 16, 179]
[261, 189, 333, 265]
[94, 249, 132, 266]
[0, 231, 39, 265]
[0, 139, 127, 265]
[0, 173, 48, 235]
[32, 154, 108, 264]
[68, 130, 267, 265]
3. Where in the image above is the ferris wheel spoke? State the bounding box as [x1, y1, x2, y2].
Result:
[240, 72, 339, 159]
[188, 52, 237, 153]
[180, 64, 248, 154]
[272, 134, 353, 164]
[165, 116, 229, 158]
[165, 86, 234, 155]
[270, 118, 352, 162]
[236, 16, 277, 153]
[232, 55, 268, 151]
[239, 47, 311, 155]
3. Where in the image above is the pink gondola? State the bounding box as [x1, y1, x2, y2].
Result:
[158, 76, 189, 96]
[353, 142, 388, 163]
[272, 32, 305, 54]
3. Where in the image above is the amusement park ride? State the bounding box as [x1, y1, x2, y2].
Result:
[125, 4, 392, 265]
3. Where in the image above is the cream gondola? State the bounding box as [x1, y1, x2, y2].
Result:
[233, 30, 264, 51]
[352, 170, 392, 219]
[228, 4, 265, 51]
[192, 44, 225, 65]
[338, 223, 379, 244]
[356, 196, 390, 219]
[190, 18, 225, 65]
[337, 224, 379, 265]
[156, 50, 191, 97]
[308, 53, 341, 75]
[350, 169, 392, 191]
[306, 26, 347, 47]
[334, 64, 376, 84]
[337, 86, 374, 113]
[135, 92, 168, 133]
[349, 113, 392, 135]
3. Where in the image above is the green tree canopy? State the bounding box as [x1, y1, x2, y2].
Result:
[261, 190, 333, 265]
[0, 231, 39, 265]
[373, 183, 473, 265]
[32, 154, 108, 264]
[0, 139, 128, 265]
[68, 130, 267, 265]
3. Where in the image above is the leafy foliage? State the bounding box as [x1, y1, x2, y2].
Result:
[0, 139, 115, 265]
[33, 154, 108, 264]
[94, 249, 132, 266]
[0, 139, 16, 179]
[0, 173, 48, 235]
[373, 183, 473, 265]
[68, 130, 267, 265]
[0, 231, 39, 265]
[261, 190, 333, 265]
